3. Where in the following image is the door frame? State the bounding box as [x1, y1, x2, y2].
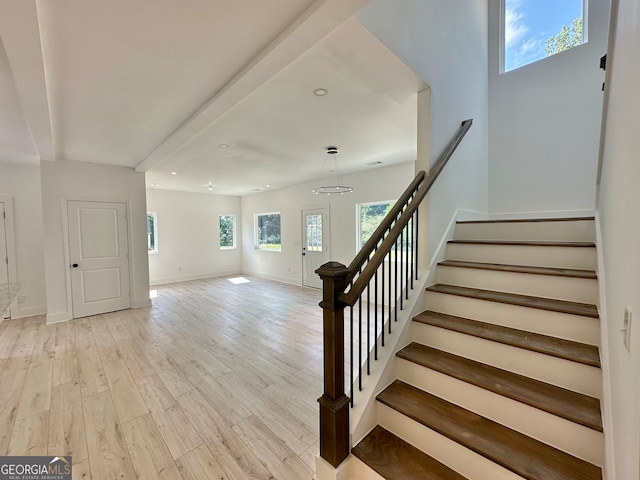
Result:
[301, 204, 331, 288]
[62, 197, 133, 319]
[0, 197, 19, 317]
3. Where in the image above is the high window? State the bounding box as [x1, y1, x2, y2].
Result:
[255, 212, 281, 251]
[147, 212, 158, 254]
[357, 201, 393, 250]
[503, 0, 585, 73]
[219, 215, 236, 249]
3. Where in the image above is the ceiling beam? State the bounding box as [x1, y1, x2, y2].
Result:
[0, 0, 55, 161]
[135, 0, 371, 173]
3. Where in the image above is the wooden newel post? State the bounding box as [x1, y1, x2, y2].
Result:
[316, 261, 351, 468]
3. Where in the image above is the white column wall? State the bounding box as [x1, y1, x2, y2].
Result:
[41, 160, 150, 323]
[357, 0, 490, 254]
[0, 162, 46, 317]
[597, 0, 640, 478]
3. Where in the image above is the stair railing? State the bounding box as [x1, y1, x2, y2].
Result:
[316, 119, 473, 468]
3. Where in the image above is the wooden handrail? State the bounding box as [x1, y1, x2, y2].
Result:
[316, 118, 473, 469]
[344, 171, 425, 285]
[340, 119, 473, 305]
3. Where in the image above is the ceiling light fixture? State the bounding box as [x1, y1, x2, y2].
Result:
[313, 88, 328, 97]
[171, 171, 177, 175]
[218, 144, 229, 149]
[312, 147, 353, 195]
[207, 184, 213, 191]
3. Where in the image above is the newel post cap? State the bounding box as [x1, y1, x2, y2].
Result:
[315, 262, 350, 279]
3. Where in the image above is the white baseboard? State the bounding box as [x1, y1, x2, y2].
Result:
[483, 208, 596, 221]
[149, 270, 242, 286]
[240, 269, 302, 287]
[11, 304, 46, 319]
[594, 210, 616, 480]
[46, 311, 73, 324]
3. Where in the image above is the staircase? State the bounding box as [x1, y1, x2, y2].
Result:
[350, 217, 603, 480]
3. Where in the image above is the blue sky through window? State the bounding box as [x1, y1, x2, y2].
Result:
[504, 0, 584, 72]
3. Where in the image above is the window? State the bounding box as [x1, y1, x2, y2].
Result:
[306, 214, 323, 252]
[219, 215, 236, 249]
[255, 212, 281, 251]
[358, 201, 393, 250]
[147, 212, 158, 254]
[503, 0, 585, 73]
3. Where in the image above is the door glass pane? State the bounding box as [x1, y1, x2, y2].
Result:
[306, 214, 322, 252]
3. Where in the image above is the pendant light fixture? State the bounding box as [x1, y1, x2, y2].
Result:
[312, 146, 353, 195]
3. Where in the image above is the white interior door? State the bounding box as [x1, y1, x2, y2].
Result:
[302, 207, 330, 289]
[68, 201, 131, 318]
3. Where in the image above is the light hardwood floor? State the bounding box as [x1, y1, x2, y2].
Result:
[0, 276, 326, 479]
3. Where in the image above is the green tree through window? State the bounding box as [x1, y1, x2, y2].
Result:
[147, 212, 158, 254]
[359, 202, 393, 249]
[544, 17, 583, 56]
[219, 215, 235, 249]
[256, 213, 281, 251]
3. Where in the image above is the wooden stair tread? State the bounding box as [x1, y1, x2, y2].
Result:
[427, 283, 599, 318]
[397, 342, 602, 431]
[456, 217, 595, 224]
[378, 381, 602, 480]
[448, 239, 595, 247]
[352, 425, 469, 480]
[413, 311, 601, 367]
[438, 260, 597, 279]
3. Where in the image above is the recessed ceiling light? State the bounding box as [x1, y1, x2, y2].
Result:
[266, 184, 271, 188]
[313, 88, 328, 97]
[219, 144, 229, 149]
[149, 183, 157, 187]
[171, 171, 177, 175]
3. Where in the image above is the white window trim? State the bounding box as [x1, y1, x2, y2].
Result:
[500, 0, 587, 74]
[356, 200, 395, 251]
[147, 211, 158, 255]
[219, 214, 237, 250]
[254, 211, 282, 252]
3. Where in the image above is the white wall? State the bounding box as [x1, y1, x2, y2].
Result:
[597, 0, 640, 478]
[241, 162, 414, 285]
[357, 0, 489, 253]
[0, 163, 47, 317]
[488, 0, 610, 214]
[146, 189, 242, 285]
[40, 160, 150, 323]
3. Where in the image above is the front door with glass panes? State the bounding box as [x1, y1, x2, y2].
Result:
[302, 207, 330, 288]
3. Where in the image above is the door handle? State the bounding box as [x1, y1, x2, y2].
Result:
[71, 263, 79, 268]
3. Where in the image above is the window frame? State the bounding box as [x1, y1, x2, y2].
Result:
[356, 200, 395, 251]
[255, 212, 282, 252]
[500, 0, 587, 74]
[219, 214, 237, 250]
[147, 211, 158, 254]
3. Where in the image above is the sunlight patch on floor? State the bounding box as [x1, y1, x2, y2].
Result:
[228, 277, 251, 285]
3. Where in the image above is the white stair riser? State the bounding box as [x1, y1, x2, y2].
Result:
[445, 243, 597, 270]
[454, 220, 595, 242]
[412, 323, 602, 398]
[424, 291, 600, 345]
[436, 266, 598, 304]
[377, 404, 526, 480]
[345, 457, 386, 480]
[396, 359, 604, 466]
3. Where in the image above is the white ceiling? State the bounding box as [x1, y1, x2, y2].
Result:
[0, 0, 425, 196]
